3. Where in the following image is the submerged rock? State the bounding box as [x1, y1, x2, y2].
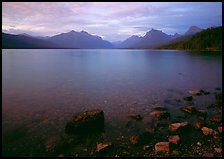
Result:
[183, 96, 193, 101]
[180, 106, 197, 114]
[209, 116, 222, 123]
[65, 109, 104, 134]
[96, 142, 112, 152]
[128, 114, 143, 121]
[155, 142, 169, 152]
[149, 111, 170, 120]
[199, 90, 210, 95]
[168, 135, 180, 144]
[152, 106, 167, 111]
[169, 122, 189, 132]
[44, 136, 60, 152]
[189, 90, 202, 96]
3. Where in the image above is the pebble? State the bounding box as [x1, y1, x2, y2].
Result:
[155, 142, 169, 152]
[168, 135, 180, 144]
[143, 145, 150, 151]
[214, 148, 222, 153]
[129, 135, 138, 145]
[197, 142, 202, 146]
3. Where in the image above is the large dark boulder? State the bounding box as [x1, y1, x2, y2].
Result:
[65, 109, 105, 134]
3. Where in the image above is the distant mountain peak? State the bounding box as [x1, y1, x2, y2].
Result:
[185, 25, 202, 35]
[19, 33, 32, 37]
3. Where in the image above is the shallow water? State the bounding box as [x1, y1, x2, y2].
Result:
[2, 49, 222, 156]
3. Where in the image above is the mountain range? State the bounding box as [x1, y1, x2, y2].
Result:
[2, 25, 212, 49]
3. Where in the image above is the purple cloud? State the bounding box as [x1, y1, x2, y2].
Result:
[2, 2, 222, 42]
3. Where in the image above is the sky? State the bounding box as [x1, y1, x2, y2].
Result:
[2, 2, 222, 42]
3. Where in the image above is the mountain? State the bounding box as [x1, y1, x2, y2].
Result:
[184, 26, 203, 35]
[170, 33, 181, 39]
[47, 30, 113, 49]
[121, 29, 176, 49]
[2, 32, 62, 49]
[118, 35, 142, 48]
[157, 26, 222, 51]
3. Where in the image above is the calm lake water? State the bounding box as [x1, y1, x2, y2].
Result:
[2, 49, 222, 156]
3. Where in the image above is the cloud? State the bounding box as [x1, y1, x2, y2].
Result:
[2, 2, 222, 42]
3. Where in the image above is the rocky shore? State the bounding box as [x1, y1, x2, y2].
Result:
[3, 88, 222, 157]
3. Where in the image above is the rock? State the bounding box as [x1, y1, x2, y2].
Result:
[199, 90, 210, 95]
[130, 135, 138, 145]
[214, 148, 222, 153]
[169, 122, 189, 132]
[153, 106, 167, 111]
[44, 136, 60, 152]
[143, 145, 150, 151]
[128, 114, 143, 121]
[96, 142, 112, 152]
[155, 142, 169, 152]
[193, 121, 201, 129]
[201, 127, 215, 136]
[168, 135, 180, 144]
[189, 90, 202, 96]
[183, 96, 193, 101]
[203, 153, 214, 157]
[149, 111, 170, 120]
[65, 109, 104, 134]
[218, 127, 222, 133]
[197, 142, 202, 146]
[180, 106, 197, 114]
[209, 116, 222, 123]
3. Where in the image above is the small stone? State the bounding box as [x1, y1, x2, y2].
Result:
[183, 96, 193, 101]
[189, 90, 202, 96]
[96, 142, 112, 152]
[143, 145, 150, 151]
[193, 121, 201, 129]
[201, 127, 214, 136]
[197, 142, 202, 146]
[214, 148, 222, 153]
[218, 126, 222, 133]
[168, 135, 180, 144]
[180, 106, 197, 114]
[130, 135, 138, 145]
[155, 142, 169, 152]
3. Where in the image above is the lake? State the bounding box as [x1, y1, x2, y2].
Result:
[2, 49, 222, 156]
